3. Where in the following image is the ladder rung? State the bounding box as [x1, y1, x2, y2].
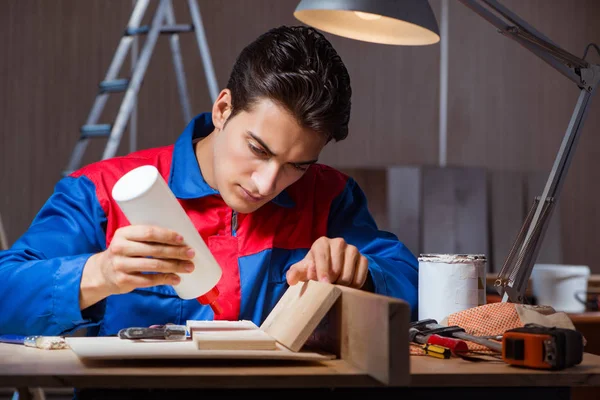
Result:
[125, 24, 194, 36]
[80, 124, 112, 138]
[99, 79, 130, 93]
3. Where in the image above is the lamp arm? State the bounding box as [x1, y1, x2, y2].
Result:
[456, 0, 600, 302]
[497, 88, 596, 302]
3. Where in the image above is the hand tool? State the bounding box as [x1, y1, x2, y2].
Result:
[421, 343, 452, 359]
[118, 324, 188, 340]
[408, 326, 469, 355]
[410, 319, 502, 353]
[502, 323, 583, 370]
[0, 334, 69, 349]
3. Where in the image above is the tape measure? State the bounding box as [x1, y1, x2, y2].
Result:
[502, 324, 584, 370]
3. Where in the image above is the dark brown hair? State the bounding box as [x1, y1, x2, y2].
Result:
[226, 25, 352, 142]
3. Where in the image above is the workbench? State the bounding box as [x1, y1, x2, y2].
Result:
[2, 342, 600, 399]
[1, 282, 599, 400]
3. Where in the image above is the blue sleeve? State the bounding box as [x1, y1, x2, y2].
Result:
[0, 176, 108, 336]
[327, 177, 419, 319]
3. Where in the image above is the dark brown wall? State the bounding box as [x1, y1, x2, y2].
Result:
[1, 1, 599, 271]
[446, 0, 600, 269]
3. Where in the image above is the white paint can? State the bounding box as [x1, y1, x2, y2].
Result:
[418, 254, 487, 323]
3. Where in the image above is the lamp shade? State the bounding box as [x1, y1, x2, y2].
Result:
[294, 0, 440, 46]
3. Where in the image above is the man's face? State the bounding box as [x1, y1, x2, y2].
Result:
[211, 98, 327, 214]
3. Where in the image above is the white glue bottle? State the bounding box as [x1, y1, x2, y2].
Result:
[111, 165, 223, 315]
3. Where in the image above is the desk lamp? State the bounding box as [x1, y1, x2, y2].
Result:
[293, 0, 600, 304]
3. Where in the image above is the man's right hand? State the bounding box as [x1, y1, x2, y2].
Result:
[79, 225, 196, 310]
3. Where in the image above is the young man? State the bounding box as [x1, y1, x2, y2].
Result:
[0, 25, 418, 337]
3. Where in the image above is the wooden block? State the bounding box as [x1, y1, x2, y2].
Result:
[337, 286, 410, 386]
[260, 280, 342, 352]
[306, 285, 411, 386]
[186, 320, 258, 334]
[194, 329, 277, 351]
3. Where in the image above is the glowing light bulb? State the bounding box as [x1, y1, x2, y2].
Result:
[354, 11, 382, 21]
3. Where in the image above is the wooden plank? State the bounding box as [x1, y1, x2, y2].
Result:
[526, 171, 563, 264]
[194, 329, 277, 351]
[65, 337, 333, 361]
[338, 168, 388, 230]
[489, 170, 525, 273]
[422, 167, 488, 256]
[307, 286, 410, 386]
[187, 320, 258, 333]
[337, 286, 409, 386]
[260, 280, 341, 352]
[454, 167, 489, 256]
[387, 166, 421, 256]
[422, 166, 456, 254]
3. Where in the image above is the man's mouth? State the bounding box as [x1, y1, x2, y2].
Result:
[240, 186, 264, 202]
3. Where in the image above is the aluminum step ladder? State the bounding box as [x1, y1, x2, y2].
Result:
[62, 0, 218, 177]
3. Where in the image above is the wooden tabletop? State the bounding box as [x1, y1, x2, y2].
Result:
[0, 342, 377, 389]
[410, 353, 600, 387]
[568, 312, 600, 324]
[3, 343, 600, 389]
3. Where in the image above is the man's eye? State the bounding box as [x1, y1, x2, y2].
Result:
[292, 163, 309, 172]
[249, 143, 267, 156]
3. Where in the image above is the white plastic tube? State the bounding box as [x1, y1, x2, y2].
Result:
[111, 165, 222, 313]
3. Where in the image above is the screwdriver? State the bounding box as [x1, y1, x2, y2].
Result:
[422, 343, 452, 359]
[409, 327, 469, 355]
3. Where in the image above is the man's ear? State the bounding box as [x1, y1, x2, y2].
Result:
[212, 89, 233, 130]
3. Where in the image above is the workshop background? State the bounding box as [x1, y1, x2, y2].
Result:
[1, 0, 600, 274]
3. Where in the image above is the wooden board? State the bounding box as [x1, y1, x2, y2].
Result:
[187, 320, 258, 333]
[189, 320, 277, 350]
[65, 337, 334, 361]
[339, 168, 389, 231]
[260, 280, 342, 352]
[307, 285, 411, 386]
[422, 166, 488, 256]
[387, 166, 421, 256]
[194, 329, 277, 351]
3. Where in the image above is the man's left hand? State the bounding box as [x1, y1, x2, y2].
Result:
[286, 236, 369, 289]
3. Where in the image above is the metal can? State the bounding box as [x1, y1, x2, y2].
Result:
[418, 254, 487, 323]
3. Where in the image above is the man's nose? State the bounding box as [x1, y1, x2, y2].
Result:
[252, 162, 280, 197]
